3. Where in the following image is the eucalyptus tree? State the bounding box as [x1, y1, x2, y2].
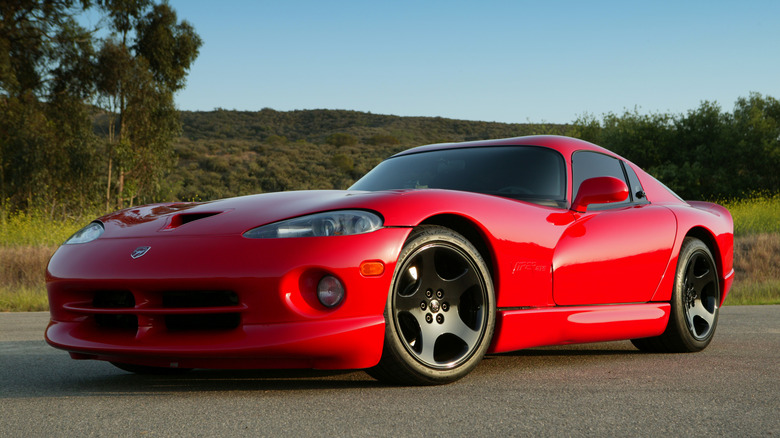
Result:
[94, 0, 201, 208]
[0, 0, 99, 214]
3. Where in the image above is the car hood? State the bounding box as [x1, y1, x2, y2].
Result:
[95, 188, 551, 239]
[97, 190, 395, 238]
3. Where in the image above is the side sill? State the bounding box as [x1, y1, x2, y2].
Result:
[488, 302, 670, 354]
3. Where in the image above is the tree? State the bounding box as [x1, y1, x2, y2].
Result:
[94, 0, 201, 208]
[731, 93, 780, 195]
[0, 0, 100, 216]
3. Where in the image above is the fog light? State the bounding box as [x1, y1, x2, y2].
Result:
[317, 275, 345, 308]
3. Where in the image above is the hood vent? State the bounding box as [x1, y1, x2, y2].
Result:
[163, 212, 221, 230]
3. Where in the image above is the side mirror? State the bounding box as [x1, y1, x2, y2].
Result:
[571, 176, 629, 212]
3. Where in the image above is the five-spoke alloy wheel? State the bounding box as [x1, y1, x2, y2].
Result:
[632, 237, 720, 352]
[369, 226, 495, 385]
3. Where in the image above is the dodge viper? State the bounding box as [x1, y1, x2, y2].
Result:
[45, 135, 734, 385]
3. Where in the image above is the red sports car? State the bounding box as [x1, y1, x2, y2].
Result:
[46, 135, 734, 385]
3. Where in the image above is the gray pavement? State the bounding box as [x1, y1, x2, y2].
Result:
[1, 306, 778, 437]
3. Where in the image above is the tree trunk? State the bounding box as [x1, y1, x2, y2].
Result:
[105, 156, 112, 212]
[117, 168, 124, 209]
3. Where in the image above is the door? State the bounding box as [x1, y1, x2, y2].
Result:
[552, 152, 676, 305]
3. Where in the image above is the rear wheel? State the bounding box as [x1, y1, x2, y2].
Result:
[368, 226, 495, 385]
[631, 237, 720, 352]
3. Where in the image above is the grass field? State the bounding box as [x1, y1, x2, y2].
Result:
[1, 195, 778, 311]
[723, 193, 780, 235]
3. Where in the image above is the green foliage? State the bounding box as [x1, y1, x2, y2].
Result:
[326, 132, 358, 147]
[0, 286, 50, 312]
[0, 1, 103, 216]
[723, 193, 780, 236]
[332, 154, 355, 173]
[94, 0, 202, 208]
[0, 0, 200, 217]
[572, 94, 780, 199]
[178, 108, 569, 145]
[168, 109, 568, 200]
[135, 2, 202, 91]
[365, 133, 400, 146]
[725, 280, 780, 305]
[0, 211, 86, 247]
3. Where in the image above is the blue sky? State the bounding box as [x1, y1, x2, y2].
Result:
[159, 0, 779, 123]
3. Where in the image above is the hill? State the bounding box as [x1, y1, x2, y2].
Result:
[169, 109, 570, 201]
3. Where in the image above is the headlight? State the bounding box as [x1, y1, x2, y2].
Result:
[243, 210, 383, 239]
[65, 221, 104, 244]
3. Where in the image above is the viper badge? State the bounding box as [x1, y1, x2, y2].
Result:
[131, 246, 151, 259]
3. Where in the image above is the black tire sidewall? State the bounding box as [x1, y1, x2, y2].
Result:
[381, 226, 496, 384]
[669, 237, 720, 352]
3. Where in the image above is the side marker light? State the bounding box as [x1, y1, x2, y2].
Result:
[360, 261, 385, 277]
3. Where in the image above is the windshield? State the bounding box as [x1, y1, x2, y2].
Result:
[350, 146, 566, 206]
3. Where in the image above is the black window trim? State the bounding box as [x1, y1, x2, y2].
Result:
[620, 160, 650, 205]
[571, 150, 650, 211]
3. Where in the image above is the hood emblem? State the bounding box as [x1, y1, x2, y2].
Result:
[131, 246, 151, 259]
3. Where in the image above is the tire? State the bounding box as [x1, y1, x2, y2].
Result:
[631, 237, 720, 353]
[367, 225, 496, 385]
[111, 362, 193, 375]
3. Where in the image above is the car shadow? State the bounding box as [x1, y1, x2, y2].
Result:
[0, 340, 389, 398]
[1, 339, 651, 398]
[492, 340, 642, 357]
[90, 368, 385, 392]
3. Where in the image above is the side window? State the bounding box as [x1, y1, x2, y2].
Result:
[572, 151, 630, 209]
[622, 162, 650, 204]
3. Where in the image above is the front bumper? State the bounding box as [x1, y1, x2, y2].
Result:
[45, 227, 411, 370]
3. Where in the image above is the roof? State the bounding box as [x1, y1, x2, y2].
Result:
[391, 135, 615, 159]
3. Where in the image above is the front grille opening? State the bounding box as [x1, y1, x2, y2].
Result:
[92, 290, 137, 330]
[162, 290, 238, 308]
[95, 314, 139, 330]
[93, 290, 135, 308]
[165, 313, 240, 331]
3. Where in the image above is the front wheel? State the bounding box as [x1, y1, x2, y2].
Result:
[367, 226, 496, 385]
[631, 237, 720, 352]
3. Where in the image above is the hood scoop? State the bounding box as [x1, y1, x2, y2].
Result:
[162, 212, 222, 230]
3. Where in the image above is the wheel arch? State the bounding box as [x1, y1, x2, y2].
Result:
[685, 225, 735, 307]
[685, 226, 723, 281]
[419, 214, 496, 287]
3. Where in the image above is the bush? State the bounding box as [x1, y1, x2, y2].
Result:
[326, 133, 358, 147]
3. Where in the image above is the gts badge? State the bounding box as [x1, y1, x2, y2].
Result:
[131, 246, 151, 259]
[512, 261, 549, 274]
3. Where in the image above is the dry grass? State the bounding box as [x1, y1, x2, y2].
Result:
[1, 234, 778, 311]
[0, 246, 56, 312]
[726, 233, 780, 305]
[0, 246, 56, 287]
[733, 233, 780, 283]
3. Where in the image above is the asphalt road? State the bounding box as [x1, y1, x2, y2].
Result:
[1, 306, 778, 437]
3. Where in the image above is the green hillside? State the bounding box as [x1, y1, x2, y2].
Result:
[170, 109, 570, 201]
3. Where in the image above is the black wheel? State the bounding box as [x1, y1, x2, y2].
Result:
[367, 226, 496, 385]
[631, 237, 720, 353]
[111, 362, 193, 375]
